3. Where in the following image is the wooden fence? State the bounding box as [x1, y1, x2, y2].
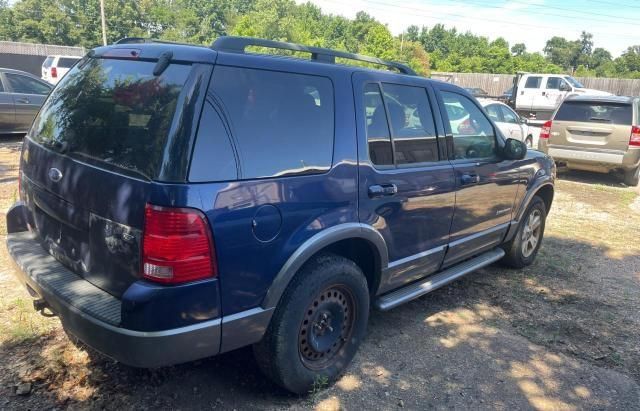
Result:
[431, 71, 640, 97]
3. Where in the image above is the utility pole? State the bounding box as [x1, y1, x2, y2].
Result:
[100, 0, 107, 46]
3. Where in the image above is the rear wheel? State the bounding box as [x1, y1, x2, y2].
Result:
[501, 196, 547, 268]
[253, 254, 369, 394]
[623, 166, 639, 187]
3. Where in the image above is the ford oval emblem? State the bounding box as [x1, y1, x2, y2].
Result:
[48, 168, 63, 183]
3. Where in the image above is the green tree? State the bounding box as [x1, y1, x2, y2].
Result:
[511, 43, 526, 56]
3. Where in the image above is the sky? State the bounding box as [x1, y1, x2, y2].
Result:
[296, 0, 640, 57]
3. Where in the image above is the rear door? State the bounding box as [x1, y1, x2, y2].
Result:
[4, 72, 51, 131]
[435, 87, 520, 266]
[0, 75, 16, 132]
[550, 100, 633, 152]
[517, 75, 542, 112]
[355, 72, 455, 293]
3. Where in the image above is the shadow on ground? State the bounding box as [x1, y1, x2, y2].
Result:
[2, 233, 639, 410]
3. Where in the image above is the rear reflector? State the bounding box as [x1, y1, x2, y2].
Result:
[142, 204, 217, 284]
[51, 67, 57, 78]
[540, 120, 552, 140]
[630, 126, 640, 147]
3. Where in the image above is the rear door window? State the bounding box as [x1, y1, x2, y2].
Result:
[555, 101, 632, 125]
[365, 83, 393, 166]
[524, 76, 542, 89]
[30, 58, 192, 179]
[5, 73, 50, 95]
[210, 66, 334, 179]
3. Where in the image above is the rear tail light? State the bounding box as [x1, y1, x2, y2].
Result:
[142, 204, 217, 284]
[51, 67, 57, 78]
[630, 125, 640, 147]
[540, 120, 552, 140]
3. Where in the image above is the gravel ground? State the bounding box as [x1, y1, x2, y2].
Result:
[0, 136, 639, 410]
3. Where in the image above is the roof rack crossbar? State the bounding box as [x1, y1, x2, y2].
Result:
[211, 36, 416, 75]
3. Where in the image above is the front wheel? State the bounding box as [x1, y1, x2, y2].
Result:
[501, 196, 547, 268]
[253, 254, 369, 394]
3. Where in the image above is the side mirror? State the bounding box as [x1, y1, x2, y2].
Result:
[519, 117, 528, 124]
[503, 138, 527, 160]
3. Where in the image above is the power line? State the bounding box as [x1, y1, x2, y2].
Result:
[504, 0, 639, 21]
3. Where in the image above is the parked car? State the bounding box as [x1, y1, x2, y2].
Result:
[6, 37, 555, 394]
[0, 68, 52, 134]
[540, 95, 640, 186]
[41, 55, 81, 84]
[502, 86, 513, 99]
[511, 73, 611, 121]
[480, 99, 537, 148]
[464, 87, 489, 97]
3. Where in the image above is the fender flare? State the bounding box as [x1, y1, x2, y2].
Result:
[261, 223, 388, 309]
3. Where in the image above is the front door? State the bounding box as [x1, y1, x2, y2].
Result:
[354, 72, 456, 293]
[498, 104, 525, 141]
[436, 89, 520, 266]
[4, 72, 50, 131]
[0, 76, 16, 132]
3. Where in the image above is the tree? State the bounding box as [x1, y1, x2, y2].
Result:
[511, 43, 526, 56]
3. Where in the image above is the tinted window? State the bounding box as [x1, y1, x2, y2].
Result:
[485, 104, 502, 122]
[524, 76, 542, 89]
[365, 83, 393, 166]
[5, 73, 51, 95]
[31, 58, 191, 179]
[190, 103, 237, 182]
[500, 105, 518, 124]
[58, 57, 79, 68]
[555, 101, 632, 125]
[0, 77, 4, 92]
[546, 77, 565, 90]
[382, 83, 438, 164]
[442, 92, 496, 160]
[211, 66, 334, 179]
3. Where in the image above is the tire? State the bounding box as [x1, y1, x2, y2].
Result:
[253, 253, 370, 394]
[623, 166, 639, 187]
[501, 196, 547, 268]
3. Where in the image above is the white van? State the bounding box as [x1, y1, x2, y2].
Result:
[41, 55, 81, 85]
[513, 73, 611, 121]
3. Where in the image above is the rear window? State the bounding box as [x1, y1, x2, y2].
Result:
[555, 101, 632, 125]
[210, 66, 334, 179]
[30, 57, 191, 179]
[57, 57, 80, 68]
[524, 76, 542, 89]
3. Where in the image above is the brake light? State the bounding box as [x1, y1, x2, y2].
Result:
[51, 67, 57, 78]
[630, 126, 640, 147]
[142, 204, 217, 284]
[540, 120, 552, 140]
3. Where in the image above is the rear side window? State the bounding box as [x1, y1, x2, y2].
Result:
[58, 57, 79, 68]
[524, 76, 542, 89]
[211, 66, 334, 179]
[30, 58, 192, 179]
[5, 73, 50, 95]
[555, 101, 632, 125]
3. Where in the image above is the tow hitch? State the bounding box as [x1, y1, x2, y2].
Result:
[33, 299, 56, 317]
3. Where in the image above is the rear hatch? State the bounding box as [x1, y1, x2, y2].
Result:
[551, 99, 633, 152]
[21, 50, 206, 297]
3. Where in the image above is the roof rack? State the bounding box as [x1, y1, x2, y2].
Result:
[114, 37, 190, 46]
[211, 36, 416, 76]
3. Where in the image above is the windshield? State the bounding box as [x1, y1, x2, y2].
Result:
[29, 57, 192, 179]
[564, 76, 584, 88]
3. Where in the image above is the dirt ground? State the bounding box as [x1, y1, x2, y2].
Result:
[0, 135, 639, 410]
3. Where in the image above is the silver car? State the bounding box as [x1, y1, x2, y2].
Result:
[0, 68, 52, 134]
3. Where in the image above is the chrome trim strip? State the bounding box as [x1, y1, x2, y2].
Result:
[448, 222, 510, 248]
[388, 245, 446, 269]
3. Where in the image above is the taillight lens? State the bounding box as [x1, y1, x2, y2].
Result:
[630, 125, 640, 147]
[51, 67, 57, 78]
[142, 204, 217, 284]
[540, 120, 552, 140]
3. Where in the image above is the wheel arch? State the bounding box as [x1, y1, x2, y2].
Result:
[261, 223, 388, 309]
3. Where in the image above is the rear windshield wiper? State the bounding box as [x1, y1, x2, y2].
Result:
[589, 117, 611, 122]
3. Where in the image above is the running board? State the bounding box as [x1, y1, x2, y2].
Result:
[375, 248, 505, 311]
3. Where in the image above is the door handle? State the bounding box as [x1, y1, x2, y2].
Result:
[16, 98, 30, 104]
[541, 91, 546, 96]
[368, 184, 398, 198]
[460, 173, 480, 186]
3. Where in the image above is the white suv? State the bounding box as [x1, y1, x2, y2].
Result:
[41, 55, 81, 85]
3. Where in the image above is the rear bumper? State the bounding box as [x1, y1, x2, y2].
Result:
[545, 145, 640, 170]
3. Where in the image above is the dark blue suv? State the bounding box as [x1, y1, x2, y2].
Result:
[6, 37, 555, 394]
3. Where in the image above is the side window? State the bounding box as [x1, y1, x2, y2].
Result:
[211, 66, 334, 179]
[546, 77, 563, 90]
[381, 83, 438, 165]
[485, 104, 503, 122]
[442, 91, 496, 160]
[524, 76, 542, 89]
[0, 77, 4, 93]
[364, 83, 393, 166]
[189, 103, 238, 182]
[58, 58, 79, 68]
[5, 73, 50, 95]
[499, 105, 519, 124]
